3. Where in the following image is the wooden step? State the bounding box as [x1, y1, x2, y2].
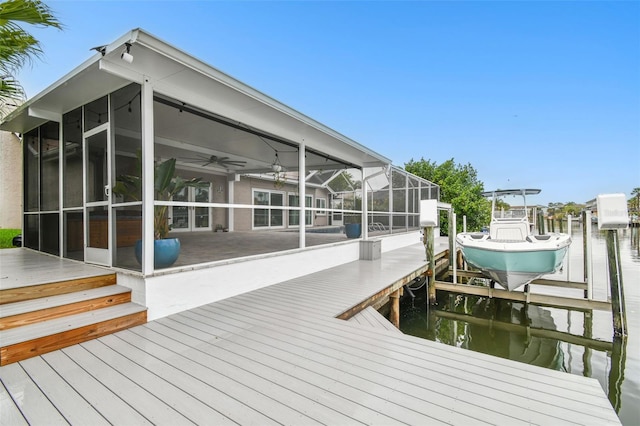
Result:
[0, 303, 147, 366]
[0, 285, 133, 330]
[0, 273, 117, 305]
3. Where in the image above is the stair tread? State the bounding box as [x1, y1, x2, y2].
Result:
[0, 285, 132, 318]
[0, 303, 147, 346]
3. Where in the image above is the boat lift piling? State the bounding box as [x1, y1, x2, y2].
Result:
[538, 211, 546, 235]
[596, 193, 629, 338]
[584, 210, 594, 299]
[420, 199, 448, 306]
[607, 229, 627, 337]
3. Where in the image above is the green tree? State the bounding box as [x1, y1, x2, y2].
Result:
[0, 0, 61, 110]
[631, 187, 640, 214]
[405, 158, 490, 234]
[561, 202, 584, 217]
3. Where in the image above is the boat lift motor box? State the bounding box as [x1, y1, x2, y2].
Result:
[420, 200, 438, 227]
[596, 193, 629, 230]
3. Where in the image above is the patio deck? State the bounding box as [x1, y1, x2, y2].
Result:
[0, 242, 620, 425]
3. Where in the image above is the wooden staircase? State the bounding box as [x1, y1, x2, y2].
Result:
[0, 273, 147, 366]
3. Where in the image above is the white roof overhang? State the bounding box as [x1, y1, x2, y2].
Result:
[1, 28, 389, 169]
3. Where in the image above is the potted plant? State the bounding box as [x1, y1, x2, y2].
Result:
[113, 153, 204, 268]
[343, 192, 363, 238]
[344, 214, 362, 239]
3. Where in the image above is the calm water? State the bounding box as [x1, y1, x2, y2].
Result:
[399, 224, 640, 425]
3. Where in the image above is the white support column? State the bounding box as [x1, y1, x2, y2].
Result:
[298, 141, 306, 248]
[405, 172, 409, 232]
[362, 167, 368, 240]
[57, 115, 64, 257]
[141, 78, 155, 276]
[227, 173, 236, 232]
[388, 166, 393, 233]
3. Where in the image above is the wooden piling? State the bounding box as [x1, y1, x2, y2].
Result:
[423, 226, 436, 305]
[583, 311, 593, 377]
[538, 211, 545, 235]
[389, 288, 402, 328]
[606, 230, 628, 337]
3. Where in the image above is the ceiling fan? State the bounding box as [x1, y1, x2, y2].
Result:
[182, 154, 247, 168]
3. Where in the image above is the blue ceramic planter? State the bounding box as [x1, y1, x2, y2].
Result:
[345, 223, 362, 239]
[135, 238, 181, 268]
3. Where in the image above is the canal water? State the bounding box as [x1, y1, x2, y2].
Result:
[398, 224, 639, 425]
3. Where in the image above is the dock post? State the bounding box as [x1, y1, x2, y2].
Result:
[451, 212, 457, 285]
[566, 214, 572, 281]
[423, 226, 436, 305]
[559, 215, 564, 233]
[538, 211, 545, 234]
[582, 211, 593, 300]
[389, 288, 402, 329]
[583, 311, 593, 377]
[607, 229, 628, 337]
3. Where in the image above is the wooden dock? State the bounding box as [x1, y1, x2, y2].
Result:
[0, 243, 620, 425]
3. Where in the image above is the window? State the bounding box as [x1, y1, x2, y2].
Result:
[289, 194, 312, 226]
[316, 197, 327, 215]
[253, 189, 284, 229]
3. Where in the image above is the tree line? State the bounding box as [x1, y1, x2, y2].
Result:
[405, 157, 639, 234]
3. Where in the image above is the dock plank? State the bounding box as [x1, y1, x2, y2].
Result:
[41, 350, 153, 425]
[122, 325, 326, 425]
[62, 344, 194, 425]
[0, 374, 30, 426]
[348, 305, 402, 334]
[114, 328, 289, 425]
[18, 356, 110, 425]
[80, 337, 235, 425]
[152, 316, 407, 425]
[0, 362, 69, 425]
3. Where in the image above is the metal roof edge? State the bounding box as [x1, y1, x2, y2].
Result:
[132, 29, 391, 164]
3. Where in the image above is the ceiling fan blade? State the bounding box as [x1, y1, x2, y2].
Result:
[222, 161, 247, 167]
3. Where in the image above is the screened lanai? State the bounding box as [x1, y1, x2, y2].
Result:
[1, 28, 439, 276]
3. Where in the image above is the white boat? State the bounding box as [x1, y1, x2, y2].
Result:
[455, 189, 572, 291]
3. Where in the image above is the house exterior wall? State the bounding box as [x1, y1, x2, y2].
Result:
[232, 176, 332, 231]
[0, 131, 22, 229]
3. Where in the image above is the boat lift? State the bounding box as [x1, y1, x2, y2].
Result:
[421, 194, 629, 337]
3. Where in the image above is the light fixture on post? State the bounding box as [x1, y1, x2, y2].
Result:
[121, 42, 133, 63]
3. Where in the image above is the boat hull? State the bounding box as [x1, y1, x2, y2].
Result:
[456, 233, 571, 291]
